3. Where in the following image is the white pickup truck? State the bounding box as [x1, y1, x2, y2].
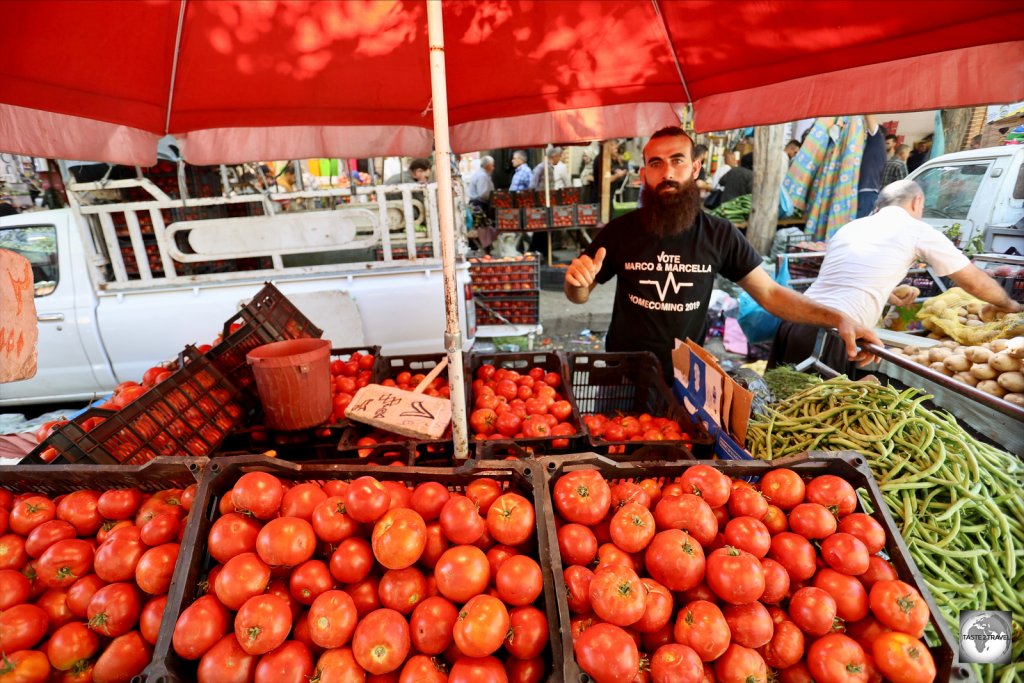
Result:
[0, 172, 475, 406]
[908, 145, 1023, 253]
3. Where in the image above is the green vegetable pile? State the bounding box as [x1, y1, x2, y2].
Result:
[708, 194, 751, 222]
[747, 377, 1024, 683]
[763, 366, 821, 401]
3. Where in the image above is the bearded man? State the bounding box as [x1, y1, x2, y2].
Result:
[565, 126, 880, 378]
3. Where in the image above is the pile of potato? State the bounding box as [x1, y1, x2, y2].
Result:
[897, 337, 1024, 405]
[919, 299, 1012, 338]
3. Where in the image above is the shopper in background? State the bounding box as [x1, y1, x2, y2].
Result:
[530, 146, 570, 191]
[385, 158, 432, 185]
[855, 115, 887, 219]
[710, 149, 736, 189]
[785, 139, 801, 163]
[970, 134, 983, 150]
[468, 156, 495, 207]
[882, 144, 910, 188]
[885, 133, 898, 159]
[591, 142, 629, 208]
[717, 155, 753, 203]
[564, 126, 879, 380]
[509, 151, 532, 192]
[907, 138, 932, 173]
[769, 179, 1020, 371]
[693, 144, 712, 194]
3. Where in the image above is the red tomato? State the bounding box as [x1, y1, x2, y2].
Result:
[65, 575, 107, 619]
[789, 587, 839, 636]
[680, 465, 732, 508]
[434, 545, 489, 603]
[352, 608, 411, 675]
[706, 547, 765, 605]
[768, 532, 817, 582]
[419, 522, 450, 571]
[868, 580, 929, 638]
[345, 477, 391, 524]
[289, 559, 335, 605]
[256, 517, 316, 568]
[37, 539, 94, 588]
[589, 565, 646, 627]
[86, 582, 142, 638]
[762, 505, 788, 535]
[469, 408, 498, 436]
[759, 619, 805, 669]
[815, 568, 870, 622]
[0, 650, 50, 683]
[779, 662, 815, 683]
[723, 601, 774, 649]
[633, 578, 673, 634]
[871, 632, 935, 683]
[558, 523, 598, 566]
[378, 567, 427, 615]
[173, 594, 230, 660]
[859, 556, 898, 590]
[644, 529, 705, 592]
[234, 593, 293, 656]
[329, 537, 374, 584]
[806, 475, 858, 517]
[94, 533, 145, 583]
[279, 483, 327, 521]
[610, 482, 652, 510]
[254, 640, 314, 683]
[231, 472, 285, 520]
[820, 533, 870, 576]
[609, 503, 656, 553]
[449, 655, 508, 683]
[25, 520, 76, 559]
[197, 634, 258, 683]
[208, 513, 261, 564]
[216, 552, 271, 610]
[505, 605, 548, 660]
[788, 503, 838, 540]
[139, 512, 180, 547]
[495, 555, 543, 606]
[652, 494, 717, 547]
[306, 589, 358, 649]
[715, 644, 768, 683]
[759, 558, 791, 604]
[345, 576, 382, 619]
[553, 470, 611, 525]
[575, 623, 639, 683]
[139, 595, 167, 646]
[311, 496, 358, 544]
[399, 654, 447, 682]
[723, 517, 771, 558]
[437, 495, 484, 545]
[0, 604, 49, 653]
[0, 568, 31, 609]
[408, 595, 458, 655]
[9, 496, 57, 536]
[409, 483, 451, 521]
[453, 594, 509, 657]
[650, 643, 703, 683]
[564, 565, 594, 614]
[727, 486, 768, 520]
[46, 622, 100, 671]
[808, 633, 869, 683]
[372, 508, 426, 570]
[758, 469, 805, 510]
[674, 600, 731, 662]
[838, 513, 887, 555]
[0, 533, 28, 571]
[135, 543, 179, 595]
[56, 491, 102, 537]
[486, 493, 534, 546]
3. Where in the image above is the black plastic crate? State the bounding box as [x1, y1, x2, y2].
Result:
[524, 207, 551, 230]
[471, 254, 540, 294]
[468, 351, 584, 458]
[538, 452, 965, 683]
[476, 294, 540, 326]
[497, 207, 522, 231]
[206, 282, 323, 393]
[513, 190, 539, 208]
[143, 455, 563, 683]
[551, 204, 576, 228]
[0, 455, 205, 496]
[567, 352, 713, 458]
[576, 204, 599, 226]
[491, 189, 514, 209]
[22, 347, 248, 465]
[373, 244, 434, 260]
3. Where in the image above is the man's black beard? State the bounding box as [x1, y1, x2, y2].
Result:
[640, 180, 702, 238]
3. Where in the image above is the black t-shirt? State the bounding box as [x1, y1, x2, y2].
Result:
[718, 167, 753, 203]
[859, 127, 887, 191]
[584, 210, 762, 377]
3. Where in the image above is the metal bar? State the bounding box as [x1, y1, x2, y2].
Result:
[861, 341, 1024, 421]
[164, 0, 187, 133]
[427, 186, 441, 259]
[96, 212, 129, 283]
[403, 189, 416, 259]
[376, 187, 393, 262]
[122, 211, 152, 281]
[147, 208, 178, 278]
[426, 0, 469, 461]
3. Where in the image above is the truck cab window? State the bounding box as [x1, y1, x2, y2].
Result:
[1013, 163, 1024, 201]
[915, 163, 988, 220]
[0, 225, 58, 296]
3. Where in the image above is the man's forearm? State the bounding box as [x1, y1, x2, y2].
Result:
[758, 286, 844, 328]
[565, 280, 592, 304]
[949, 264, 1017, 310]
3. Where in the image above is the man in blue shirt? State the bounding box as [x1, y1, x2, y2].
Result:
[509, 151, 532, 192]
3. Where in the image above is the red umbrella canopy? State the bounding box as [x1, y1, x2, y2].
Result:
[1, 0, 1021, 165]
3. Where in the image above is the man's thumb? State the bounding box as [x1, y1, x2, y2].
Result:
[593, 247, 607, 268]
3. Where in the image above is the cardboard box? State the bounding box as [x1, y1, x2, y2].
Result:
[671, 339, 754, 460]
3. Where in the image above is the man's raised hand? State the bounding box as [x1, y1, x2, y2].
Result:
[565, 247, 606, 289]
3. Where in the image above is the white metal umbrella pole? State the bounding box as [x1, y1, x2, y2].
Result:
[426, 0, 469, 460]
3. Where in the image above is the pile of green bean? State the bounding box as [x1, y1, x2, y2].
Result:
[746, 377, 1024, 683]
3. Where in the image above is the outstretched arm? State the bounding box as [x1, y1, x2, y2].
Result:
[948, 264, 1021, 314]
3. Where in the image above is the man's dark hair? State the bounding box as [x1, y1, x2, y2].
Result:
[693, 144, 708, 160]
[649, 126, 689, 142]
[740, 152, 754, 170]
[0, 202, 18, 217]
[885, 134, 897, 143]
[409, 158, 431, 173]
[786, 139, 800, 149]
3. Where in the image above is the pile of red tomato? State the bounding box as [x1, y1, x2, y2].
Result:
[583, 413, 687, 444]
[329, 352, 378, 422]
[553, 465, 937, 683]
[0, 482, 196, 682]
[469, 363, 577, 446]
[170, 471, 549, 682]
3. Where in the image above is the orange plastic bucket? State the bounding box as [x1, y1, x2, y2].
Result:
[247, 338, 332, 431]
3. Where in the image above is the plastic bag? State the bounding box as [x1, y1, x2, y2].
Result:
[738, 259, 790, 344]
[917, 287, 1023, 344]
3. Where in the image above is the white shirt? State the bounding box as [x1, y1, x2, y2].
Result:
[530, 161, 570, 190]
[711, 163, 732, 189]
[467, 167, 494, 202]
[805, 206, 969, 327]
